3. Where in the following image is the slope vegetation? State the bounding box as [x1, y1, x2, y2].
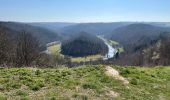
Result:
[0, 65, 170, 100]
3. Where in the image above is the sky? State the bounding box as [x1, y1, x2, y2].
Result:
[0, 0, 170, 22]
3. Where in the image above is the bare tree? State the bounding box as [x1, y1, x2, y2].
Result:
[15, 31, 41, 66]
[0, 27, 12, 65]
[160, 36, 170, 65]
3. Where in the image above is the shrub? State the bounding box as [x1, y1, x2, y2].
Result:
[121, 69, 130, 75]
[50, 97, 56, 100]
[30, 85, 40, 91]
[82, 83, 97, 89]
[130, 78, 139, 85]
[11, 83, 21, 89]
[35, 70, 41, 75]
[16, 90, 28, 96]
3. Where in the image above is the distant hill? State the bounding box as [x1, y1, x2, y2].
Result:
[59, 22, 132, 36]
[2, 22, 170, 45]
[61, 32, 108, 57]
[28, 22, 76, 32]
[56, 22, 170, 37]
[107, 23, 170, 52]
[0, 22, 61, 44]
[27, 22, 170, 38]
[146, 22, 170, 27]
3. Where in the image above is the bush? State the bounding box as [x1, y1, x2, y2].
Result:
[121, 69, 130, 75]
[35, 70, 41, 75]
[82, 83, 97, 89]
[50, 97, 56, 100]
[11, 83, 21, 89]
[30, 85, 40, 91]
[16, 90, 28, 96]
[130, 78, 139, 85]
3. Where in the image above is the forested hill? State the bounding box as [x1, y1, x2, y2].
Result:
[109, 24, 170, 66]
[28, 22, 76, 32]
[58, 22, 132, 36]
[29, 22, 170, 37]
[61, 32, 108, 57]
[109, 24, 170, 44]
[0, 22, 61, 43]
[107, 23, 170, 52]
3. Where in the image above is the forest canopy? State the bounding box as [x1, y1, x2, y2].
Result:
[61, 32, 108, 57]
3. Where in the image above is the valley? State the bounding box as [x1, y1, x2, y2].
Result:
[1, 21, 170, 100]
[1, 21, 170, 66]
[47, 43, 102, 62]
[47, 35, 118, 63]
[1, 0, 170, 99]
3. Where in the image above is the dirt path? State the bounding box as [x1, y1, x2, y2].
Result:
[105, 66, 129, 84]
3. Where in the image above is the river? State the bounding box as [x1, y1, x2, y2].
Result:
[45, 37, 117, 60]
[98, 36, 117, 60]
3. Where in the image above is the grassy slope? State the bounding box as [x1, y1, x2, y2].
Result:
[48, 44, 103, 62]
[0, 66, 170, 100]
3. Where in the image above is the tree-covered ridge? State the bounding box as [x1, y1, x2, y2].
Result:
[0, 22, 61, 44]
[61, 32, 108, 57]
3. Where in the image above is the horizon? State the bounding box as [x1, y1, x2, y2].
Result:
[0, 0, 170, 22]
[2, 21, 170, 23]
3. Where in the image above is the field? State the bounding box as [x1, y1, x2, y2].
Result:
[47, 44, 61, 55]
[48, 44, 103, 62]
[107, 40, 124, 53]
[118, 47, 124, 53]
[0, 65, 170, 100]
[108, 40, 119, 46]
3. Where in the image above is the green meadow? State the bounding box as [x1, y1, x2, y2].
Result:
[0, 65, 170, 100]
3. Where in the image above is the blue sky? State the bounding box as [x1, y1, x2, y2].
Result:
[0, 0, 170, 22]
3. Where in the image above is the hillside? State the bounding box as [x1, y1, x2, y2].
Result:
[61, 32, 108, 57]
[108, 23, 170, 52]
[109, 23, 170, 44]
[0, 65, 170, 100]
[0, 22, 61, 43]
